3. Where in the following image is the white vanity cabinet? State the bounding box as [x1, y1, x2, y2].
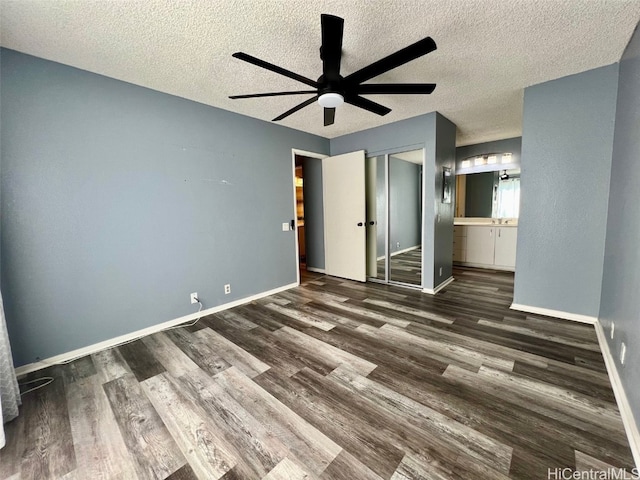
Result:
[493, 227, 518, 268]
[453, 226, 467, 262]
[465, 226, 496, 265]
[454, 223, 517, 271]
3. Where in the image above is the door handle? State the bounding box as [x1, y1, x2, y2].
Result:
[357, 222, 364, 227]
[368, 221, 375, 226]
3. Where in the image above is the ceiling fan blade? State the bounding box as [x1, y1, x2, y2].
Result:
[357, 83, 436, 95]
[345, 37, 437, 85]
[232, 52, 318, 88]
[320, 14, 344, 81]
[324, 107, 336, 126]
[273, 96, 317, 121]
[345, 95, 391, 116]
[230, 90, 318, 99]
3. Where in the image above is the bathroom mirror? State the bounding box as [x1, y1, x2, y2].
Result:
[455, 169, 520, 219]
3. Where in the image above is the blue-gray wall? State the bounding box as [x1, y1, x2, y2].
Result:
[389, 157, 422, 256]
[300, 156, 325, 270]
[433, 114, 457, 285]
[330, 115, 433, 157]
[513, 64, 619, 317]
[0, 49, 329, 366]
[599, 24, 640, 427]
[331, 112, 456, 290]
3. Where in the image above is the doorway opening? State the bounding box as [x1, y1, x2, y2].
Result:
[294, 162, 305, 268]
[291, 149, 327, 285]
[453, 167, 520, 272]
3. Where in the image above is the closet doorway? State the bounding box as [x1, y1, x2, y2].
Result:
[292, 149, 367, 284]
[292, 149, 327, 286]
[366, 148, 424, 288]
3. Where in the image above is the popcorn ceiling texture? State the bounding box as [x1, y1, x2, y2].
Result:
[1, 0, 639, 145]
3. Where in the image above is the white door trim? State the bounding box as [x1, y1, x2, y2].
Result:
[291, 149, 327, 286]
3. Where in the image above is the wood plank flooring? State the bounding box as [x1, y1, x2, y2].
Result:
[0, 267, 635, 479]
[377, 248, 422, 285]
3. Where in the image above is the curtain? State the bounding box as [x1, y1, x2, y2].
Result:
[0, 291, 20, 449]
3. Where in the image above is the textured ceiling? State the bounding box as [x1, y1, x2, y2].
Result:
[1, 0, 639, 146]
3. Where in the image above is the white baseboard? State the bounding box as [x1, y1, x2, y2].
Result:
[508, 303, 638, 466]
[305, 267, 326, 274]
[423, 276, 455, 295]
[509, 303, 597, 325]
[594, 321, 640, 468]
[14, 282, 298, 377]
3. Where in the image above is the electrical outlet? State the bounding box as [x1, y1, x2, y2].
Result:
[224, 284, 231, 295]
[396, 242, 400, 248]
[190, 292, 198, 304]
[439, 267, 443, 277]
[620, 342, 626, 365]
[611, 322, 615, 340]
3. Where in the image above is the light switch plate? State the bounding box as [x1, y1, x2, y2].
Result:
[282, 222, 290, 231]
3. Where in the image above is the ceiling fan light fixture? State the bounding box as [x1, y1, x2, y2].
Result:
[318, 92, 344, 108]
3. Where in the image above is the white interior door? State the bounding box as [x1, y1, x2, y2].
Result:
[323, 150, 367, 282]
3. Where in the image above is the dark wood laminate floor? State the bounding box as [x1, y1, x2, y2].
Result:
[1, 267, 635, 479]
[376, 248, 422, 285]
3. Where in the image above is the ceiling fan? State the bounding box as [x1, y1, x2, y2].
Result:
[229, 14, 437, 126]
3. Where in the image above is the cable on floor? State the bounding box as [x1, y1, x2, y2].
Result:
[19, 376, 54, 396]
[163, 299, 203, 331]
[18, 299, 205, 395]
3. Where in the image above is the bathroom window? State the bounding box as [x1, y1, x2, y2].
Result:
[493, 176, 520, 218]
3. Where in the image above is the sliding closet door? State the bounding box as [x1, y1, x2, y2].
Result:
[366, 148, 423, 287]
[366, 155, 386, 280]
[323, 150, 366, 282]
[388, 150, 423, 285]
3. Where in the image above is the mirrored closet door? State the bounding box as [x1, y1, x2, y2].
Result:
[366, 148, 423, 288]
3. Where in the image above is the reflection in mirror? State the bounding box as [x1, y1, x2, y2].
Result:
[366, 149, 423, 287]
[389, 151, 422, 285]
[365, 155, 385, 280]
[455, 169, 520, 219]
